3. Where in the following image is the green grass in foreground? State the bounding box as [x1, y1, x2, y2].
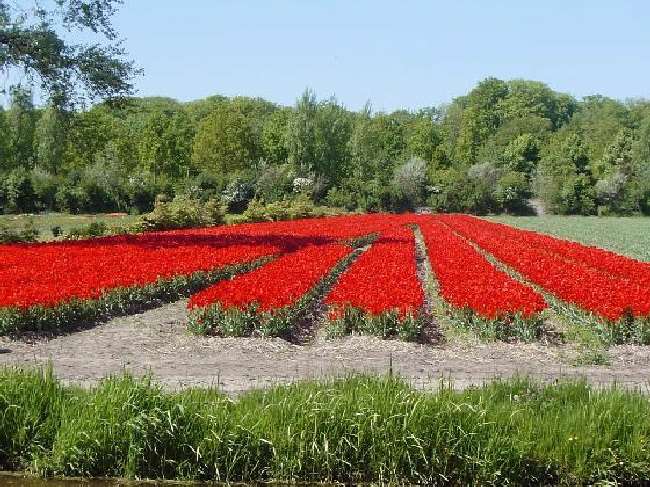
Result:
[0, 213, 139, 241]
[2, 369, 650, 484]
[490, 215, 650, 262]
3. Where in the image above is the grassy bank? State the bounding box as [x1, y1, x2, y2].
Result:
[2, 369, 650, 484]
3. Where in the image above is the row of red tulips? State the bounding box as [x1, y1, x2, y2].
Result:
[463, 218, 650, 289]
[418, 218, 547, 319]
[442, 214, 650, 322]
[324, 225, 426, 340]
[0, 230, 279, 310]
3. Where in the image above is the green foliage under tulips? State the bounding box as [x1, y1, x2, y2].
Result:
[442, 306, 547, 343]
[326, 307, 428, 342]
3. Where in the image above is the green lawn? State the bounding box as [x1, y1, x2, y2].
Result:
[0, 212, 139, 241]
[490, 215, 650, 262]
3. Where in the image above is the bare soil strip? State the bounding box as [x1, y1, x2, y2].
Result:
[412, 225, 443, 343]
[2, 300, 650, 394]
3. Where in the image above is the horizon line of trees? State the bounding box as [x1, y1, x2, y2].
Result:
[1, 77, 650, 217]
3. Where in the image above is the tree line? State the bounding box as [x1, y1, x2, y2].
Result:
[1, 78, 649, 216]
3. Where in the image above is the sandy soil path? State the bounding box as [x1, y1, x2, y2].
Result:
[2, 300, 650, 394]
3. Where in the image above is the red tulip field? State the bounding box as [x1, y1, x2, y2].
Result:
[1, 213, 650, 342]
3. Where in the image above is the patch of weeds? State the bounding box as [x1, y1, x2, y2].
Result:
[6, 370, 650, 484]
[573, 346, 611, 366]
[0, 219, 39, 243]
[549, 298, 611, 365]
[607, 311, 650, 345]
[64, 221, 108, 240]
[187, 303, 261, 336]
[346, 232, 378, 249]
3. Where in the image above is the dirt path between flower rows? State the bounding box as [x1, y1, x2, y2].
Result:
[1, 300, 650, 394]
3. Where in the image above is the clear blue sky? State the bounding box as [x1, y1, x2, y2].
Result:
[114, 0, 650, 111]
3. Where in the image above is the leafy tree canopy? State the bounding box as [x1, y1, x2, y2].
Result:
[0, 0, 138, 107]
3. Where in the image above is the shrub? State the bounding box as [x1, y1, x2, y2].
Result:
[140, 195, 226, 231]
[494, 170, 532, 214]
[2, 168, 36, 213]
[324, 185, 358, 211]
[241, 195, 342, 223]
[324, 178, 397, 213]
[428, 167, 502, 214]
[30, 168, 59, 212]
[78, 160, 129, 213]
[54, 171, 88, 214]
[311, 173, 330, 201]
[390, 157, 428, 210]
[222, 178, 255, 214]
[254, 163, 293, 203]
[176, 171, 224, 202]
[292, 176, 314, 195]
[65, 221, 108, 240]
[0, 219, 39, 244]
[126, 172, 159, 214]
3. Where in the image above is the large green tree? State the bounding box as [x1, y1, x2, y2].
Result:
[63, 104, 128, 170]
[452, 77, 509, 164]
[192, 103, 259, 175]
[633, 116, 650, 213]
[287, 89, 352, 185]
[0, 105, 9, 170]
[349, 110, 409, 184]
[444, 78, 576, 167]
[405, 115, 441, 164]
[536, 131, 595, 215]
[138, 108, 194, 179]
[34, 105, 66, 174]
[261, 108, 290, 165]
[7, 86, 35, 168]
[568, 95, 631, 162]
